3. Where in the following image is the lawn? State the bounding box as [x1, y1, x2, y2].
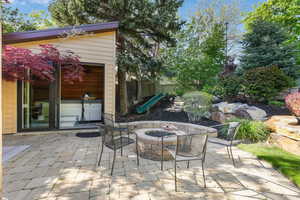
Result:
[238, 143, 300, 188]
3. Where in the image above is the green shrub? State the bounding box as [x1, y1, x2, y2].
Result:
[227, 118, 271, 143]
[268, 100, 285, 107]
[243, 66, 293, 103]
[182, 91, 213, 121]
[213, 75, 244, 101]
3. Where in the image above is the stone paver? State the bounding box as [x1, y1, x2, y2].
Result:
[3, 132, 300, 200]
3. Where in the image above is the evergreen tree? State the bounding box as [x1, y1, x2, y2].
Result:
[240, 20, 298, 79]
[49, 0, 184, 114]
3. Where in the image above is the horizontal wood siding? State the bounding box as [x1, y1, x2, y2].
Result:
[2, 81, 17, 134]
[3, 31, 116, 133]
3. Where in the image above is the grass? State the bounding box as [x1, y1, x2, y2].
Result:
[238, 143, 300, 187]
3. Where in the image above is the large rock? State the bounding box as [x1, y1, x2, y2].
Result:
[265, 116, 300, 156]
[235, 106, 267, 121]
[211, 102, 267, 122]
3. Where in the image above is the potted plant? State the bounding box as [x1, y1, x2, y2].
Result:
[285, 92, 300, 124]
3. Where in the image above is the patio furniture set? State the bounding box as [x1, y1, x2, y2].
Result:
[97, 113, 241, 191]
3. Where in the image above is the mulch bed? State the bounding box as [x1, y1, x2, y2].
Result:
[117, 95, 290, 124]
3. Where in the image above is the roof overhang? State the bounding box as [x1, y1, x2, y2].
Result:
[3, 21, 119, 45]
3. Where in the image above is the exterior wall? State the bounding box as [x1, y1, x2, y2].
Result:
[2, 81, 17, 134]
[3, 31, 116, 133]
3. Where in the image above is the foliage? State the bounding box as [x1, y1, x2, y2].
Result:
[239, 143, 300, 187]
[164, 22, 226, 91]
[182, 91, 213, 121]
[243, 66, 293, 103]
[239, 19, 299, 79]
[213, 75, 243, 101]
[228, 118, 270, 143]
[285, 92, 300, 116]
[268, 100, 285, 107]
[244, 0, 300, 43]
[2, 45, 84, 83]
[1, 3, 55, 33]
[1, 6, 37, 33]
[49, 0, 184, 114]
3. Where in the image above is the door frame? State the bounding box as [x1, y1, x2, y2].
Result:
[17, 62, 106, 132]
[17, 66, 60, 132]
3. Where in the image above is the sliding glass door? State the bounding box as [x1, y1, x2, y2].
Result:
[18, 70, 60, 131]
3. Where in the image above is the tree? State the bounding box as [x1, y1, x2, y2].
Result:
[49, 0, 184, 114]
[2, 45, 84, 83]
[163, 22, 226, 91]
[239, 20, 299, 79]
[244, 0, 300, 42]
[1, 4, 55, 33]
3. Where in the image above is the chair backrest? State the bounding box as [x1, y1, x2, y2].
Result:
[175, 132, 208, 158]
[227, 122, 240, 143]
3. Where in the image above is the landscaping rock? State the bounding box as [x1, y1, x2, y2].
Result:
[210, 102, 267, 122]
[235, 106, 267, 121]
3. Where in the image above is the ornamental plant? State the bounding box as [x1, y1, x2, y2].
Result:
[285, 92, 300, 117]
[182, 91, 213, 121]
[2, 44, 84, 83]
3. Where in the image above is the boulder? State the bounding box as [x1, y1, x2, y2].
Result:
[211, 102, 267, 122]
[235, 106, 267, 121]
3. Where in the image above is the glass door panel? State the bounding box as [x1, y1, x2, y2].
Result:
[22, 80, 50, 129]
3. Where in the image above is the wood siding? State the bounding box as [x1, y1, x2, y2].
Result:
[2, 31, 116, 133]
[61, 66, 104, 100]
[2, 81, 17, 134]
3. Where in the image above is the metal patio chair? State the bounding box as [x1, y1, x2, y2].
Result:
[166, 131, 209, 192]
[210, 122, 241, 166]
[97, 113, 135, 175]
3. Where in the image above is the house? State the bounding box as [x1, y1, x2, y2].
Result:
[2, 22, 118, 134]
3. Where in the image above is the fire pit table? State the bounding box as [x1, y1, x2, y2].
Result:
[135, 127, 194, 170]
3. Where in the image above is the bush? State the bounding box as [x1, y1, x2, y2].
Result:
[213, 75, 244, 101]
[243, 66, 293, 103]
[285, 92, 300, 116]
[268, 100, 285, 107]
[227, 118, 271, 143]
[182, 91, 213, 121]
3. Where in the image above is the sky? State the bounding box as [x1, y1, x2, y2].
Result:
[8, 0, 266, 20]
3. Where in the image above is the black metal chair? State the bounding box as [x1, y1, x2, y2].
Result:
[210, 122, 241, 166]
[97, 113, 134, 175]
[166, 131, 209, 192]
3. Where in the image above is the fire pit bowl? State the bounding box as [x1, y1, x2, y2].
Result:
[135, 128, 184, 161]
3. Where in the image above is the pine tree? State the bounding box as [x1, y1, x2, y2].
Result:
[49, 0, 184, 114]
[240, 20, 298, 79]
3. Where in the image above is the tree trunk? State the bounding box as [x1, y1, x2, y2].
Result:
[137, 78, 143, 102]
[118, 70, 128, 115]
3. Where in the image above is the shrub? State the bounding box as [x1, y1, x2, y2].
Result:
[182, 91, 213, 121]
[268, 100, 285, 107]
[285, 92, 300, 116]
[227, 118, 271, 143]
[243, 66, 293, 103]
[213, 75, 244, 101]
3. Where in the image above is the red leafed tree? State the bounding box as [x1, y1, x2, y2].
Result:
[2, 44, 84, 83]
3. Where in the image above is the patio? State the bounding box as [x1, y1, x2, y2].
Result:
[3, 132, 300, 200]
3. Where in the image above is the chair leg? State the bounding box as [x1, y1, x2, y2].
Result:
[136, 135, 139, 166]
[97, 135, 105, 166]
[226, 146, 231, 158]
[229, 145, 236, 167]
[111, 148, 117, 176]
[161, 136, 164, 171]
[120, 131, 123, 156]
[174, 160, 177, 192]
[187, 161, 190, 168]
[202, 160, 206, 188]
